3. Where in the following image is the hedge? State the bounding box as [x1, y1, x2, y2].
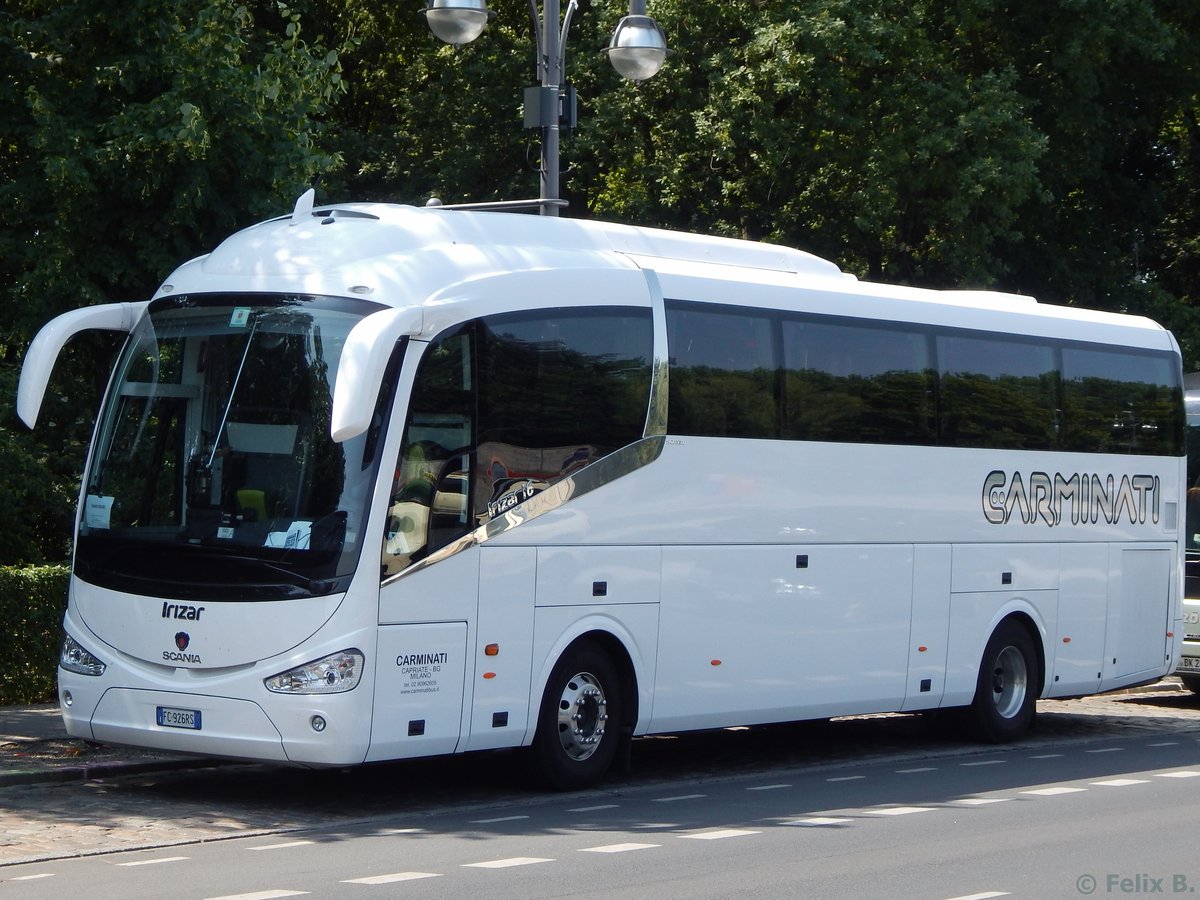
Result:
[0, 565, 68, 705]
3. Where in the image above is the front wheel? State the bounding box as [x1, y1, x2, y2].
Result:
[967, 621, 1039, 743]
[528, 640, 623, 791]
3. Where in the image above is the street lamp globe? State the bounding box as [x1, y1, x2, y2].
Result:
[422, 0, 492, 46]
[605, 14, 671, 81]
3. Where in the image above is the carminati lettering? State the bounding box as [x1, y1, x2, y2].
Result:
[983, 470, 1160, 527]
[396, 652, 449, 667]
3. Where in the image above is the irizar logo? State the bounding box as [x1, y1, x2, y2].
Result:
[162, 602, 205, 620]
[983, 470, 1160, 527]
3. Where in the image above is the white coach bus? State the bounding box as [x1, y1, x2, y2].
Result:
[18, 193, 1186, 789]
[1178, 374, 1200, 692]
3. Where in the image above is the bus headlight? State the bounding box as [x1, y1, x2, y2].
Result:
[264, 649, 364, 694]
[60, 634, 107, 676]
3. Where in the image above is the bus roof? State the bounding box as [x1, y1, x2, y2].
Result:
[154, 198, 1173, 351]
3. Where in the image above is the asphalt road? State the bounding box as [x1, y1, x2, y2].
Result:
[0, 685, 1198, 899]
[2, 728, 1199, 899]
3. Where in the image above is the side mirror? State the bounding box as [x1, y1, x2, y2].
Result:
[330, 307, 423, 443]
[17, 302, 148, 428]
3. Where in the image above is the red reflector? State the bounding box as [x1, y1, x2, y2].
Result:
[917, 645, 927, 653]
[484, 643, 499, 657]
[483, 672, 497, 679]
[710, 659, 721, 666]
[1167, 631, 1174, 639]
[1063, 636, 1071, 643]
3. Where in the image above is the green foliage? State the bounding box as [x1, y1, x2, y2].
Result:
[3, 0, 349, 334]
[3, 0, 1200, 580]
[0, 566, 68, 705]
[1, 0, 348, 566]
[310, 0, 533, 204]
[0, 366, 75, 565]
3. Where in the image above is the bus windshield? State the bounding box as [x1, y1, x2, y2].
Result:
[75, 294, 388, 600]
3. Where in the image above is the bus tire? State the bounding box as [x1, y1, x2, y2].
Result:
[528, 640, 622, 791]
[967, 620, 1038, 743]
[1181, 675, 1200, 695]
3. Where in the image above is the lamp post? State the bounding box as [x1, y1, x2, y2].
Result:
[422, 0, 671, 216]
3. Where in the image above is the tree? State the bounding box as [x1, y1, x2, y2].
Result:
[311, 0, 538, 206]
[0, 0, 347, 563]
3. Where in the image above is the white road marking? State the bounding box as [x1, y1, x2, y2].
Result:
[470, 815, 529, 824]
[1156, 771, 1200, 778]
[942, 892, 1011, 899]
[1021, 787, 1087, 796]
[342, 873, 441, 884]
[652, 793, 706, 802]
[463, 858, 554, 869]
[10, 874, 54, 881]
[117, 856, 190, 866]
[1147, 741, 1179, 747]
[247, 841, 314, 851]
[867, 806, 936, 816]
[782, 817, 854, 826]
[747, 783, 791, 791]
[961, 760, 1005, 767]
[1090, 779, 1149, 787]
[567, 804, 619, 812]
[205, 892, 309, 900]
[827, 775, 865, 782]
[1029, 753, 1063, 759]
[579, 843, 660, 853]
[373, 828, 424, 835]
[679, 828, 761, 840]
[1085, 747, 1123, 753]
[896, 767, 937, 774]
[954, 798, 1011, 806]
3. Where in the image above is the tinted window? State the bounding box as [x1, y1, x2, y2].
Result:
[782, 319, 934, 444]
[476, 309, 653, 518]
[662, 299, 1181, 458]
[666, 304, 778, 437]
[1061, 348, 1183, 455]
[384, 307, 653, 576]
[938, 335, 1058, 450]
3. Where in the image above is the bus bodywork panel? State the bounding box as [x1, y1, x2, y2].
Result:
[72, 582, 344, 669]
[59, 575, 384, 767]
[491, 438, 1179, 732]
[506, 440, 1183, 549]
[652, 544, 913, 732]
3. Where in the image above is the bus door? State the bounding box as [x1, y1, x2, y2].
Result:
[1102, 544, 1174, 687]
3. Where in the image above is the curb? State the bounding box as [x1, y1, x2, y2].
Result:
[0, 756, 232, 788]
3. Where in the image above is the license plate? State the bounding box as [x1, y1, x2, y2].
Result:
[156, 706, 201, 730]
[1179, 656, 1200, 672]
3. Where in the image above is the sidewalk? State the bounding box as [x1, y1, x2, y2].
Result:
[0, 704, 218, 787]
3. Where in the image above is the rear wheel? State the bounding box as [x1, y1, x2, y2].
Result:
[528, 640, 622, 791]
[967, 621, 1038, 743]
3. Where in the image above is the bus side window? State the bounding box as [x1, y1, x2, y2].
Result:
[382, 330, 474, 578]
